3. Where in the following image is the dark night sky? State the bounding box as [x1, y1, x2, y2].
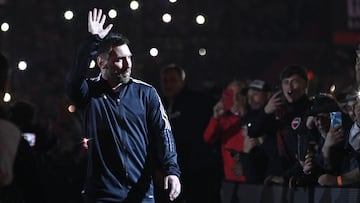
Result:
[0, 0, 358, 120]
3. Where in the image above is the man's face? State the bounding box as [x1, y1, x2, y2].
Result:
[281, 74, 308, 103]
[102, 44, 132, 84]
[338, 99, 357, 121]
[161, 69, 184, 99]
[354, 101, 360, 123]
[314, 113, 330, 135]
[247, 89, 270, 110]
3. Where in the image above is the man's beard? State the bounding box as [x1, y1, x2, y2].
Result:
[114, 71, 131, 84]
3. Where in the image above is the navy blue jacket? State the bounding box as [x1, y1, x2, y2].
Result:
[66, 35, 180, 202]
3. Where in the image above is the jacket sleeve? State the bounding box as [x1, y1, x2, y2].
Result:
[66, 34, 102, 107]
[203, 117, 221, 144]
[147, 87, 181, 177]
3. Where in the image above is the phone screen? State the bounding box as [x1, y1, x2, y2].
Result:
[330, 111, 342, 128]
[22, 132, 36, 147]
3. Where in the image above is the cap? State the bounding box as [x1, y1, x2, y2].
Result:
[248, 80, 271, 92]
[307, 93, 340, 116]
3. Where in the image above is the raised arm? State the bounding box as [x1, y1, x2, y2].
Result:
[66, 8, 113, 106]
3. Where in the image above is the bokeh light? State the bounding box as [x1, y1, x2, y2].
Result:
[162, 13, 172, 23]
[196, 14, 206, 25]
[130, 1, 140, 10]
[3, 92, 11, 103]
[108, 9, 117, 19]
[18, 61, 27, 70]
[199, 48, 207, 56]
[68, 105, 76, 113]
[1, 22, 9, 32]
[64, 10, 74, 20]
[149, 48, 159, 57]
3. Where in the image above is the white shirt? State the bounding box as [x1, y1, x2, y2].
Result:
[349, 122, 360, 151]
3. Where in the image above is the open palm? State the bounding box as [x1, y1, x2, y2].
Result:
[88, 8, 113, 39]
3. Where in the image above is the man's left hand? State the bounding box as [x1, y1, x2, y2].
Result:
[164, 175, 181, 201]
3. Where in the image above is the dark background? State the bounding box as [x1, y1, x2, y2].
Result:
[0, 0, 359, 121]
[3, 1, 360, 201]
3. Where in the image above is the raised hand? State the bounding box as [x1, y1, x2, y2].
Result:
[213, 101, 225, 119]
[324, 125, 344, 148]
[264, 91, 284, 114]
[243, 134, 258, 153]
[302, 152, 314, 175]
[88, 8, 113, 39]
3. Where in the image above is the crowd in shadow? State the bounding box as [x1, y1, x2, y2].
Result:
[2, 48, 360, 203]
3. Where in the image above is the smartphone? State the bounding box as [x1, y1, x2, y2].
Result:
[22, 132, 36, 147]
[222, 88, 234, 111]
[330, 111, 342, 128]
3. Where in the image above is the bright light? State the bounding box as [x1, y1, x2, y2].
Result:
[149, 48, 159, 57]
[199, 48, 207, 56]
[64, 10, 74, 20]
[130, 1, 140, 10]
[162, 13, 172, 23]
[68, 105, 76, 113]
[330, 84, 336, 93]
[108, 9, 117, 19]
[196, 14, 206, 25]
[82, 137, 89, 149]
[169, 0, 177, 3]
[1, 22, 9, 32]
[18, 61, 27, 70]
[89, 60, 96, 69]
[3, 92, 11, 102]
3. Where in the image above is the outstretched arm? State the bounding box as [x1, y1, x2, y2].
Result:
[318, 168, 360, 186]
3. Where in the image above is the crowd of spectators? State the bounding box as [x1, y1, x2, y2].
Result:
[2, 48, 360, 203]
[0, 1, 358, 202]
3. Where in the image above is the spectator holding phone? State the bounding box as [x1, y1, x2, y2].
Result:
[203, 80, 246, 203]
[249, 65, 313, 187]
[302, 94, 349, 180]
[237, 79, 281, 184]
[313, 96, 360, 187]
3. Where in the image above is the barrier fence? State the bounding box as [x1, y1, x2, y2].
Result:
[234, 184, 360, 203]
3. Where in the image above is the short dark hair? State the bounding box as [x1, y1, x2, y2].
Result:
[98, 32, 130, 56]
[0, 52, 9, 92]
[161, 63, 186, 81]
[280, 64, 308, 82]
